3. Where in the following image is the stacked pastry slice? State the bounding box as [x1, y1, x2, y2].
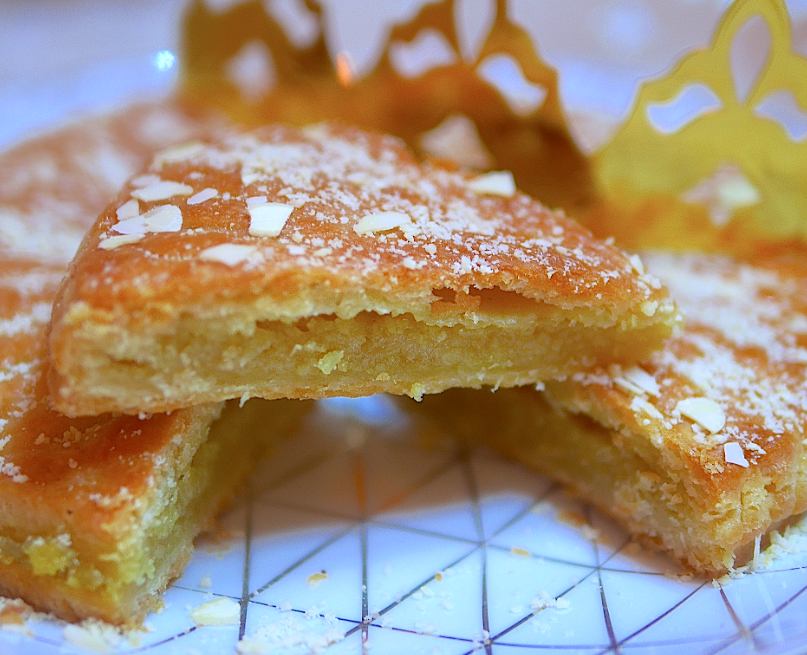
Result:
[47, 122, 677, 417]
[0, 108, 306, 625]
[2, 118, 680, 625]
[416, 251, 807, 575]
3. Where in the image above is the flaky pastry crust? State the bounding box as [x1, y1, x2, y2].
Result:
[417, 252, 807, 575]
[49, 123, 677, 416]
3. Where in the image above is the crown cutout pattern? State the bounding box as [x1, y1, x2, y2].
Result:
[179, 0, 593, 210]
[180, 0, 807, 257]
[589, 0, 807, 256]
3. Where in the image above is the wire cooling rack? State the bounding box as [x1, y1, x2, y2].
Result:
[6, 397, 807, 655]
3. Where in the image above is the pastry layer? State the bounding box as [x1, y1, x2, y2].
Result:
[0, 107, 306, 625]
[49, 123, 677, 416]
[0, 258, 308, 625]
[416, 251, 807, 575]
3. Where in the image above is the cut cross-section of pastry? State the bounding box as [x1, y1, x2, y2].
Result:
[0, 107, 308, 626]
[0, 101, 219, 267]
[49, 123, 678, 416]
[416, 251, 807, 575]
[0, 256, 304, 626]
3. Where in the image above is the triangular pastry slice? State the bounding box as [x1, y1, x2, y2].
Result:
[416, 251, 807, 575]
[49, 123, 677, 416]
[0, 111, 306, 625]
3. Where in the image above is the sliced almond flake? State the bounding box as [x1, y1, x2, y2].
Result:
[248, 202, 294, 237]
[190, 597, 240, 626]
[353, 211, 412, 235]
[682, 164, 761, 227]
[724, 442, 750, 467]
[629, 395, 664, 420]
[116, 199, 140, 220]
[241, 171, 262, 186]
[675, 397, 726, 434]
[246, 195, 268, 206]
[153, 141, 206, 166]
[622, 366, 660, 397]
[467, 171, 516, 197]
[613, 376, 646, 396]
[419, 114, 494, 170]
[187, 188, 219, 205]
[745, 442, 767, 455]
[112, 216, 147, 236]
[131, 181, 194, 202]
[130, 174, 161, 188]
[142, 204, 183, 232]
[199, 244, 260, 267]
[99, 234, 144, 250]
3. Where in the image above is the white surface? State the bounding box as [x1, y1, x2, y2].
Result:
[8, 398, 807, 655]
[3, 2, 807, 654]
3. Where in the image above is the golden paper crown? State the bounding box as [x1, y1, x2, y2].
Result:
[590, 0, 807, 257]
[179, 0, 807, 257]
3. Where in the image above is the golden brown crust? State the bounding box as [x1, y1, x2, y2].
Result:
[0, 107, 302, 626]
[417, 252, 807, 575]
[0, 256, 232, 625]
[49, 122, 678, 416]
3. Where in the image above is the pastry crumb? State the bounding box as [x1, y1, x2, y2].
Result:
[190, 597, 240, 626]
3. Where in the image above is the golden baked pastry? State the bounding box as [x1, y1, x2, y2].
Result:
[49, 123, 677, 417]
[415, 251, 807, 575]
[0, 109, 306, 625]
[0, 254, 306, 625]
[0, 101, 216, 266]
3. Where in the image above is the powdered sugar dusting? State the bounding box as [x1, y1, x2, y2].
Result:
[0, 103, 213, 266]
[103, 122, 671, 315]
[558, 251, 807, 472]
[0, 263, 65, 485]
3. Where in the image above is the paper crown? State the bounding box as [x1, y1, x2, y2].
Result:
[590, 0, 807, 257]
[179, 0, 807, 257]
